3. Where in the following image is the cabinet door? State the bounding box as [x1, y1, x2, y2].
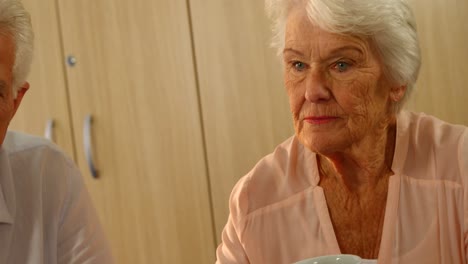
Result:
[406, 0, 468, 125]
[189, 0, 294, 240]
[10, 0, 75, 158]
[57, 0, 215, 263]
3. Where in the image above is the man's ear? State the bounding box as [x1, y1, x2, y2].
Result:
[390, 84, 407, 102]
[12, 82, 29, 116]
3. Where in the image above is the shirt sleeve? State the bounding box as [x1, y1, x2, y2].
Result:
[57, 164, 114, 264]
[216, 215, 250, 264]
[216, 177, 250, 264]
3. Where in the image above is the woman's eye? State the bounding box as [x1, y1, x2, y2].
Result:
[333, 61, 351, 72]
[292, 61, 306, 71]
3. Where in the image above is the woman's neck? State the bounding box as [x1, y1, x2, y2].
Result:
[318, 118, 397, 194]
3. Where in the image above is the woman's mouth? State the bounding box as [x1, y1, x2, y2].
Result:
[303, 116, 339, 125]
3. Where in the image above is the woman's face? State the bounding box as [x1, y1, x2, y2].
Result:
[283, 8, 399, 154]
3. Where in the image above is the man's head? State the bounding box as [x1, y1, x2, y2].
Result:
[0, 0, 33, 97]
[0, 0, 33, 144]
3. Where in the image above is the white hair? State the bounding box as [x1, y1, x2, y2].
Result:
[265, 0, 421, 112]
[0, 0, 33, 97]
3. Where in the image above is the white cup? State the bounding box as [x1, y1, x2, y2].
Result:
[294, 254, 362, 264]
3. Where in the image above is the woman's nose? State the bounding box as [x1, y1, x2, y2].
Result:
[304, 70, 331, 103]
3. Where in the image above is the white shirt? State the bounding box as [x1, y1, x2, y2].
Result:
[0, 131, 113, 263]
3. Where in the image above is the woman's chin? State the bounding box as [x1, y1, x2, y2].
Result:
[299, 137, 343, 155]
[298, 130, 349, 154]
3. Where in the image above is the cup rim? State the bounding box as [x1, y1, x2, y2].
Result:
[294, 254, 362, 264]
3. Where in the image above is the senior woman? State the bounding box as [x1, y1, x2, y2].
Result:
[216, 0, 468, 263]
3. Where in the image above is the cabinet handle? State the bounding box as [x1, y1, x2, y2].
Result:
[83, 115, 98, 178]
[44, 119, 54, 141]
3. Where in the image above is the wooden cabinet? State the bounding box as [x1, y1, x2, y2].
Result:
[13, 0, 216, 263]
[57, 0, 216, 263]
[57, 0, 215, 262]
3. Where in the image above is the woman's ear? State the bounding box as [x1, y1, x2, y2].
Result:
[390, 84, 406, 102]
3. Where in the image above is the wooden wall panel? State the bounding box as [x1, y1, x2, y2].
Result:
[406, 0, 468, 125]
[189, 0, 294, 241]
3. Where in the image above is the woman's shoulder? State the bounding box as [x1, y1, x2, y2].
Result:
[398, 111, 467, 183]
[399, 111, 466, 154]
[228, 135, 317, 218]
[401, 111, 467, 141]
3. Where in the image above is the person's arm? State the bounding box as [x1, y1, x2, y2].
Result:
[57, 164, 113, 264]
[216, 178, 250, 264]
[216, 215, 250, 263]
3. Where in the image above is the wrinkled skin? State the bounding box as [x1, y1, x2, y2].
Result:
[283, 9, 401, 158]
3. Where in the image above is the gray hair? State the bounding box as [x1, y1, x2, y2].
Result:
[265, 0, 421, 112]
[0, 0, 33, 97]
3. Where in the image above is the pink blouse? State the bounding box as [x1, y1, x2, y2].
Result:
[216, 111, 468, 264]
